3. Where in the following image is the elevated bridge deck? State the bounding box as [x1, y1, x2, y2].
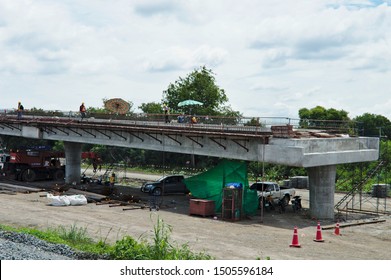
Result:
[0, 112, 380, 219]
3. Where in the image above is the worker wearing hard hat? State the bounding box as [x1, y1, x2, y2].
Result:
[17, 101, 24, 120]
[79, 102, 86, 120]
[109, 172, 116, 186]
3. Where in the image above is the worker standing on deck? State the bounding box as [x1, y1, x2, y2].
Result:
[79, 102, 86, 120]
[17, 102, 24, 120]
[163, 104, 170, 123]
[191, 115, 197, 124]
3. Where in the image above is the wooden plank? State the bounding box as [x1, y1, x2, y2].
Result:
[64, 188, 108, 202]
[0, 190, 18, 195]
[322, 219, 386, 230]
[122, 206, 145, 211]
[0, 183, 43, 193]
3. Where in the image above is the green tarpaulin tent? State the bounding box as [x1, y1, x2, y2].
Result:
[184, 159, 258, 216]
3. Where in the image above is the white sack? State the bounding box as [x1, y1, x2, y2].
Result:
[47, 193, 71, 206]
[47, 194, 87, 206]
[68, 194, 88, 206]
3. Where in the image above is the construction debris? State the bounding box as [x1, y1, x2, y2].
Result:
[0, 190, 17, 195]
[1, 179, 149, 212]
[0, 182, 43, 193]
[122, 206, 146, 211]
[271, 125, 295, 138]
[271, 125, 348, 139]
[64, 188, 107, 203]
[322, 218, 386, 230]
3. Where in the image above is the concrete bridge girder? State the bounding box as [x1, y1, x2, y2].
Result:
[3, 123, 379, 166]
[44, 128, 379, 167]
[0, 120, 380, 220]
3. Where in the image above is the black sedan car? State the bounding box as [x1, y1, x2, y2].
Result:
[140, 175, 188, 196]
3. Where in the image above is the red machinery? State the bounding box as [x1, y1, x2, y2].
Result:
[0, 146, 102, 182]
[81, 152, 102, 171]
[1, 148, 66, 182]
[81, 152, 100, 160]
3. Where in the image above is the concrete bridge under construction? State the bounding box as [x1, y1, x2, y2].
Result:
[0, 114, 380, 219]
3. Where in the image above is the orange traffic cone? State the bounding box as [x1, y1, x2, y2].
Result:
[289, 226, 301, 247]
[333, 222, 341, 236]
[313, 221, 325, 242]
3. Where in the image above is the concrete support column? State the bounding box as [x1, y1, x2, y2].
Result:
[307, 165, 337, 220]
[64, 141, 82, 184]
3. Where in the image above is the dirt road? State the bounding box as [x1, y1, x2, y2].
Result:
[0, 173, 390, 260]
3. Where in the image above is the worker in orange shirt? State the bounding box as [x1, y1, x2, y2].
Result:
[79, 102, 86, 120]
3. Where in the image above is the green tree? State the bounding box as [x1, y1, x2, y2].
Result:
[298, 106, 351, 131]
[139, 102, 163, 114]
[353, 113, 391, 138]
[298, 106, 349, 121]
[28, 107, 64, 117]
[162, 66, 238, 116]
[244, 117, 262, 127]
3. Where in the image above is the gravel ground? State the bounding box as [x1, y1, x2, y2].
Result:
[0, 229, 76, 260]
[0, 229, 107, 260]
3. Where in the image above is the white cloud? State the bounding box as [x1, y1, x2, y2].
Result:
[251, 3, 391, 66]
[0, 0, 390, 122]
[143, 45, 228, 72]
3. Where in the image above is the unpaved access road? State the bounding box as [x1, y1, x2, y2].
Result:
[0, 173, 390, 260]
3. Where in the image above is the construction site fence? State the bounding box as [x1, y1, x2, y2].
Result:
[1, 108, 363, 135]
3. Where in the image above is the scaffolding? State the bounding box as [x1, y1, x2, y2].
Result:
[335, 156, 390, 219]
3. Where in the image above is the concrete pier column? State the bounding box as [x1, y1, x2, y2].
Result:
[64, 141, 82, 184]
[307, 165, 337, 220]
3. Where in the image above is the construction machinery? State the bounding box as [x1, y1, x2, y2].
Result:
[0, 146, 65, 182]
[0, 146, 101, 182]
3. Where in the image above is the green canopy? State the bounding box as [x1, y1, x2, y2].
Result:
[178, 99, 203, 106]
[184, 159, 258, 216]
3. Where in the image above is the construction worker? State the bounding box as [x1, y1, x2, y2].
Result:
[109, 172, 116, 187]
[92, 159, 98, 173]
[164, 108, 169, 123]
[79, 102, 86, 120]
[163, 104, 170, 123]
[17, 101, 24, 120]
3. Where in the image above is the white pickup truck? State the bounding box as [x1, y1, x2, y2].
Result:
[250, 181, 296, 209]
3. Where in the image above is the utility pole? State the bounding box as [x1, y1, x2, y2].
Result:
[260, 137, 266, 224]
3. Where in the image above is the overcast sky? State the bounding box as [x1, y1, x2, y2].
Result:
[1, 0, 391, 120]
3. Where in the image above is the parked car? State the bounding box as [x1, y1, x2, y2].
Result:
[140, 175, 188, 196]
[250, 181, 296, 209]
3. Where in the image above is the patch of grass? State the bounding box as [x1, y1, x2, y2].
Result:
[109, 215, 213, 260]
[55, 224, 91, 245]
[0, 218, 213, 260]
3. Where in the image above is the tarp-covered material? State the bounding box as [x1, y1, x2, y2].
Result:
[184, 159, 258, 216]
